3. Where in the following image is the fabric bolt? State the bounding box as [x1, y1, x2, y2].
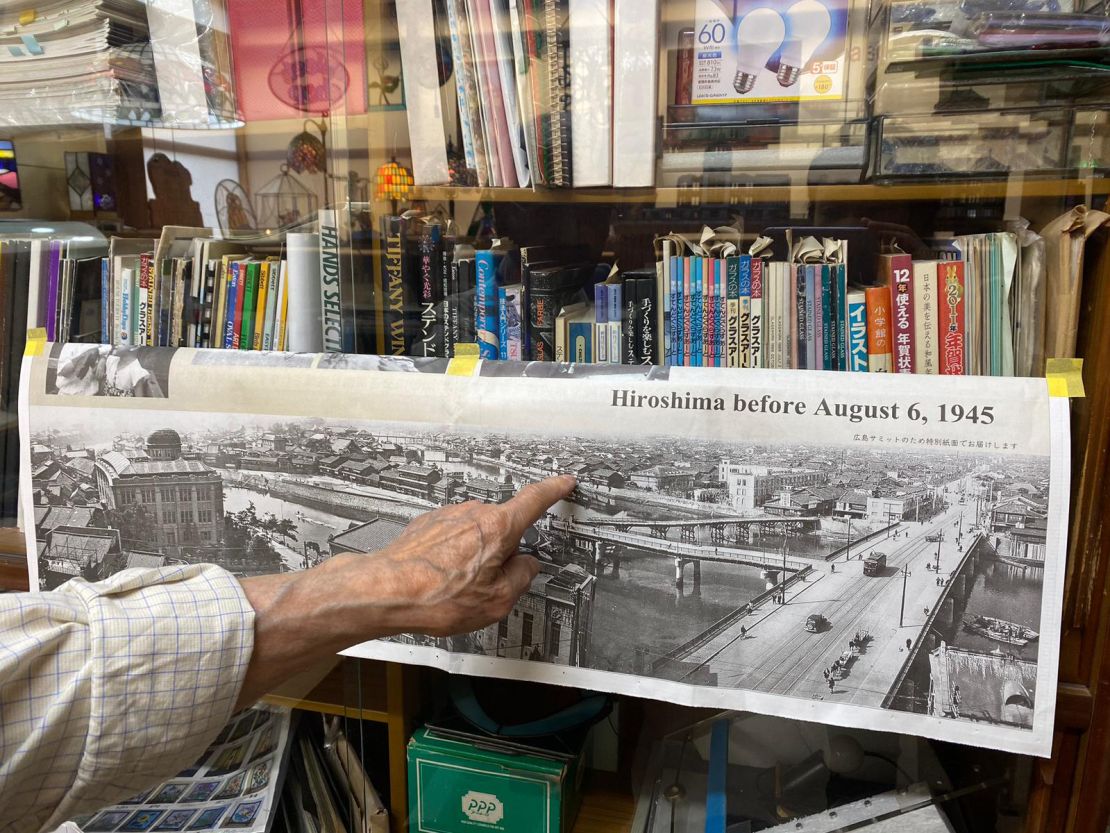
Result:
[0, 564, 254, 833]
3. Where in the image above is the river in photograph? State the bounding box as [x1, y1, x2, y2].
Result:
[953, 557, 1044, 661]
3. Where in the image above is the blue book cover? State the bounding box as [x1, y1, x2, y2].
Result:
[498, 286, 509, 360]
[805, 265, 818, 370]
[669, 256, 680, 365]
[835, 262, 848, 371]
[594, 282, 608, 363]
[674, 258, 684, 365]
[693, 258, 703, 367]
[738, 255, 752, 368]
[714, 260, 724, 367]
[820, 264, 832, 370]
[100, 258, 110, 344]
[475, 250, 499, 359]
[569, 320, 593, 363]
[223, 262, 240, 349]
[846, 291, 869, 372]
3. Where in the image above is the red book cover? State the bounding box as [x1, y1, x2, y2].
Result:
[226, 0, 369, 122]
[937, 260, 966, 376]
[864, 285, 892, 372]
[880, 253, 915, 373]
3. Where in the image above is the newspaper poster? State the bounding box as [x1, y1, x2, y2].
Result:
[20, 344, 1070, 757]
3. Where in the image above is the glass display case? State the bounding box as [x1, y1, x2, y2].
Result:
[2, 0, 1110, 831]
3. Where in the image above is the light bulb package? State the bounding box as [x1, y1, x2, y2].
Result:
[691, 0, 854, 105]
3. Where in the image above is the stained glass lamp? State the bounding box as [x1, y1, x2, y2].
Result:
[375, 160, 413, 201]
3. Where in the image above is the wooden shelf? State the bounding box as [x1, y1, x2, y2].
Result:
[574, 786, 637, 833]
[408, 177, 1110, 206]
[262, 659, 393, 723]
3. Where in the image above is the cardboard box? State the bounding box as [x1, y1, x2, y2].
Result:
[407, 725, 586, 833]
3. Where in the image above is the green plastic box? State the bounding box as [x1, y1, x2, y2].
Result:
[407, 724, 586, 833]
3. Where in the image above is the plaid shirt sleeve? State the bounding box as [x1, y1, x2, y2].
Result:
[0, 564, 255, 833]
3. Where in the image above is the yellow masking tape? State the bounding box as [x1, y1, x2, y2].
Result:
[1045, 357, 1084, 398]
[24, 327, 46, 356]
[446, 343, 481, 376]
[18, 9, 36, 25]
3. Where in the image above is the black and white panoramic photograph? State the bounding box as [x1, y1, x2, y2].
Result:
[27, 404, 1051, 735]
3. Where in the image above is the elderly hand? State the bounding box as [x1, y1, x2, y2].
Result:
[235, 475, 577, 708]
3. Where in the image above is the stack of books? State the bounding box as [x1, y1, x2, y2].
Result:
[396, 0, 659, 188]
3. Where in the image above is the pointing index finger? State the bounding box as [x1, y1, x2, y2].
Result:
[498, 475, 576, 544]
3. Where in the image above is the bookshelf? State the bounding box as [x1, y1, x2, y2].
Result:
[408, 178, 1110, 206]
[4, 0, 1110, 830]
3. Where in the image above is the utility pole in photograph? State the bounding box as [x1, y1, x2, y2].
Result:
[899, 565, 913, 627]
[844, 515, 852, 561]
[935, 537, 942, 572]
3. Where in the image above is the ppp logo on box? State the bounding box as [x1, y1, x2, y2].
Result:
[462, 791, 504, 825]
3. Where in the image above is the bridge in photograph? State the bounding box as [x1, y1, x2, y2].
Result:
[542, 517, 811, 584]
[649, 501, 992, 710]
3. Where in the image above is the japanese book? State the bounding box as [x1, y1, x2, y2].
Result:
[912, 260, 940, 374]
[418, 222, 444, 358]
[937, 260, 966, 376]
[633, 272, 657, 364]
[864, 284, 893, 372]
[285, 233, 322, 353]
[456, 253, 477, 347]
[475, 249, 500, 359]
[606, 274, 622, 363]
[793, 264, 806, 369]
[612, 0, 658, 186]
[621, 275, 638, 365]
[593, 282, 608, 363]
[681, 256, 691, 366]
[880, 252, 915, 374]
[834, 262, 848, 371]
[725, 254, 740, 367]
[846, 289, 868, 371]
[737, 256, 752, 368]
[716, 258, 726, 367]
[658, 241, 671, 366]
[137, 252, 152, 348]
[692, 258, 703, 366]
[750, 258, 764, 369]
[396, 0, 451, 184]
[568, 0, 611, 186]
[763, 260, 777, 368]
[706, 258, 718, 367]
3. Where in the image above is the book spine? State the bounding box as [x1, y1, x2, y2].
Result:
[45, 242, 61, 342]
[716, 260, 725, 367]
[100, 258, 110, 344]
[681, 257, 691, 366]
[846, 293, 869, 372]
[220, 262, 236, 349]
[569, 320, 592, 363]
[475, 249, 499, 359]
[692, 258, 702, 367]
[440, 232, 454, 358]
[737, 255, 751, 369]
[459, 258, 476, 345]
[638, 276, 655, 364]
[594, 283, 607, 363]
[835, 263, 848, 371]
[119, 267, 133, 347]
[381, 216, 407, 355]
[606, 280, 621, 363]
[750, 258, 763, 369]
[865, 285, 893, 372]
[263, 259, 280, 351]
[319, 211, 344, 352]
[659, 247, 670, 366]
[418, 222, 443, 358]
[913, 261, 939, 374]
[704, 259, 715, 367]
[138, 253, 151, 348]
[805, 265, 817, 370]
[275, 260, 289, 351]
[238, 262, 257, 350]
[623, 276, 637, 365]
[885, 253, 915, 373]
[725, 255, 739, 367]
[820, 264, 832, 370]
[793, 265, 806, 369]
[252, 262, 269, 350]
[504, 286, 522, 361]
[498, 286, 509, 360]
[285, 232, 324, 352]
[669, 256, 681, 366]
[937, 261, 966, 376]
